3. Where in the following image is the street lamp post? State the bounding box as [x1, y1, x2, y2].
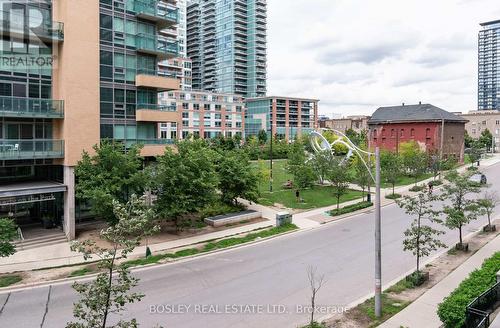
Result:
[310, 129, 382, 318]
[269, 127, 273, 193]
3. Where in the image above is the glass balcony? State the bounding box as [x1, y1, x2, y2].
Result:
[136, 139, 175, 145]
[0, 9, 64, 43]
[134, 0, 178, 28]
[0, 97, 64, 118]
[0, 140, 64, 160]
[137, 103, 177, 112]
[136, 34, 178, 60]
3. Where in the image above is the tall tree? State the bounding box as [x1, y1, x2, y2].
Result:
[153, 140, 218, 230]
[306, 265, 325, 327]
[0, 218, 17, 257]
[380, 150, 402, 195]
[257, 129, 268, 145]
[479, 128, 493, 151]
[310, 150, 333, 185]
[352, 154, 371, 201]
[441, 171, 483, 248]
[75, 141, 145, 224]
[400, 141, 427, 185]
[67, 195, 159, 328]
[327, 156, 351, 210]
[217, 150, 259, 205]
[477, 191, 499, 230]
[397, 192, 445, 276]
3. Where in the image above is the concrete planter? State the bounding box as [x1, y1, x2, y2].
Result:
[406, 271, 429, 287]
[483, 224, 497, 232]
[455, 242, 469, 252]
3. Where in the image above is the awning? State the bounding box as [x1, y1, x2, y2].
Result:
[0, 181, 67, 198]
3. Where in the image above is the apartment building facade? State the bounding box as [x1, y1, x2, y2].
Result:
[159, 90, 244, 140]
[322, 115, 370, 134]
[245, 97, 319, 141]
[0, 0, 182, 240]
[186, 0, 267, 98]
[461, 110, 500, 151]
[478, 20, 500, 110]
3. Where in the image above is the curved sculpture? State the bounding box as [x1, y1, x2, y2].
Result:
[309, 128, 375, 183]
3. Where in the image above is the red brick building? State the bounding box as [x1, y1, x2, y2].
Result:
[368, 104, 468, 162]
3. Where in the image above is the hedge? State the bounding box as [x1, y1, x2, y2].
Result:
[437, 252, 500, 328]
[328, 201, 373, 216]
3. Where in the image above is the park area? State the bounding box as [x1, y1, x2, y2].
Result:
[253, 159, 363, 210]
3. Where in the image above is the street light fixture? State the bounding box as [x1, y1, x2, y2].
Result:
[309, 129, 383, 318]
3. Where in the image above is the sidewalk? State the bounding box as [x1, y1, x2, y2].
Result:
[379, 234, 500, 328]
[0, 218, 274, 274]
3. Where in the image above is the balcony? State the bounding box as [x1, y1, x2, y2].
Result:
[136, 104, 181, 122]
[136, 69, 180, 91]
[0, 97, 64, 118]
[136, 34, 178, 60]
[2, 10, 64, 43]
[0, 140, 64, 160]
[134, 0, 178, 29]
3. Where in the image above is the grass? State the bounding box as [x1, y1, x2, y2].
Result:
[386, 193, 402, 200]
[301, 322, 327, 328]
[359, 293, 410, 327]
[122, 223, 298, 269]
[385, 278, 415, 294]
[68, 267, 94, 277]
[380, 173, 433, 189]
[328, 201, 373, 216]
[0, 274, 22, 287]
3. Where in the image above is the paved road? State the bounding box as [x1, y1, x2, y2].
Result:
[1, 164, 499, 328]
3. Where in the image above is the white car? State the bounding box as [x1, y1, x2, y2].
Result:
[469, 173, 487, 185]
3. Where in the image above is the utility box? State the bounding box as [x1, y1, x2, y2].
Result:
[276, 211, 292, 227]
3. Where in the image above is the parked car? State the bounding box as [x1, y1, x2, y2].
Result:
[469, 173, 487, 185]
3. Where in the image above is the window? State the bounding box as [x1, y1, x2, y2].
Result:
[400, 129, 404, 137]
[182, 103, 189, 110]
[496, 120, 500, 125]
[182, 121, 188, 127]
[426, 128, 431, 138]
[182, 112, 189, 118]
[193, 104, 200, 111]
[204, 104, 210, 111]
[391, 129, 395, 137]
[381, 129, 386, 137]
[215, 104, 221, 111]
[410, 128, 415, 137]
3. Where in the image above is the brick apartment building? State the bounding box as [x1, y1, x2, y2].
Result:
[368, 104, 468, 162]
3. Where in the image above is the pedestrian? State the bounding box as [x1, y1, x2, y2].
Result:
[296, 189, 300, 203]
[428, 181, 434, 195]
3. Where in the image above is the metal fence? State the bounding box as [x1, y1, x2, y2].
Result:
[465, 280, 500, 328]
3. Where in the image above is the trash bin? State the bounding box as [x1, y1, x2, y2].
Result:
[276, 211, 292, 227]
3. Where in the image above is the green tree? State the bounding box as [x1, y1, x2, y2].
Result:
[218, 150, 259, 205]
[327, 156, 351, 210]
[479, 128, 493, 151]
[67, 195, 159, 328]
[400, 141, 427, 185]
[257, 129, 268, 145]
[75, 141, 145, 224]
[477, 191, 499, 230]
[154, 140, 218, 230]
[397, 192, 445, 276]
[310, 150, 332, 184]
[380, 150, 402, 195]
[352, 154, 371, 201]
[286, 141, 316, 189]
[467, 140, 483, 166]
[0, 218, 17, 257]
[464, 130, 474, 149]
[441, 171, 483, 247]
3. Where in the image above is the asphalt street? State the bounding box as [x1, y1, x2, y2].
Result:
[1, 163, 498, 328]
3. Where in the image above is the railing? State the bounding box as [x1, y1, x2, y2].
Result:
[0, 97, 64, 118]
[134, 0, 178, 23]
[0, 9, 64, 41]
[0, 139, 64, 160]
[465, 281, 500, 328]
[137, 103, 177, 111]
[125, 139, 175, 147]
[136, 33, 178, 57]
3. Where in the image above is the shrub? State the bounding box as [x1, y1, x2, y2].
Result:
[386, 193, 402, 200]
[437, 252, 500, 328]
[409, 185, 425, 192]
[329, 201, 373, 216]
[432, 180, 443, 186]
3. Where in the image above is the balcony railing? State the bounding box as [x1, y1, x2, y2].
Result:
[137, 103, 177, 112]
[0, 97, 64, 118]
[134, 0, 178, 28]
[1, 10, 64, 42]
[136, 34, 179, 59]
[0, 139, 64, 160]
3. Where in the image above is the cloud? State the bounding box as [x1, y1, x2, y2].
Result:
[267, 0, 496, 116]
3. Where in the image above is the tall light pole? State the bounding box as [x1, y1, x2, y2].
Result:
[269, 126, 273, 193]
[310, 129, 382, 318]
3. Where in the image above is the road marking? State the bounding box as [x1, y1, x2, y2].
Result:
[0, 292, 10, 317]
[40, 285, 51, 328]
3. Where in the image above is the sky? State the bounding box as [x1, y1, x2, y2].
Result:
[266, 0, 500, 117]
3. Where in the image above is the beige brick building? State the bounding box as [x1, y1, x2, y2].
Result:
[460, 110, 500, 151]
[321, 115, 370, 134]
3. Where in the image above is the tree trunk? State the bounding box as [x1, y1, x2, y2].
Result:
[392, 183, 395, 196]
[488, 212, 492, 228]
[102, 246, 117, 328]
[459, 225, 463, 245]
[310, 291, 315, 325]
[336, 195, 340, 211]
[416, 215, 421, 274]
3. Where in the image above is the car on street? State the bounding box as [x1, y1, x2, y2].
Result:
[469, 173, 487, 185]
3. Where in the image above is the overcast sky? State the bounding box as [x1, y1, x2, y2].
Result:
[267, 0, 500, 117]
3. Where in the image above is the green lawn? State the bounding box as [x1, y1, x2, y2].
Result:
[252, 160, 363, 209]
[0, 275, 22, 287]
